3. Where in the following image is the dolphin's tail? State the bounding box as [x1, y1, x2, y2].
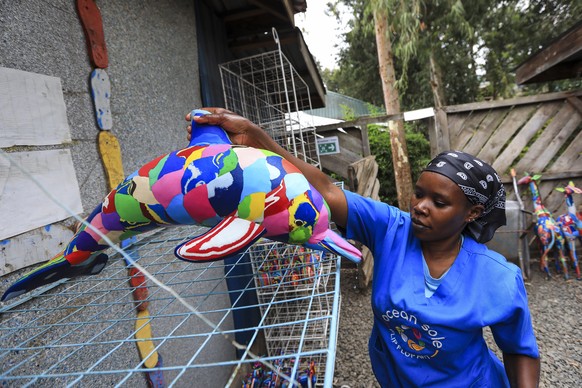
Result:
[1, 252, 109, 302]
[304, 230, 362, 263]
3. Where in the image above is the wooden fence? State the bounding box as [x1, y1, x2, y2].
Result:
[314, 89, 581, 285]
[430, 89, 582, 217]
[317, 89, 582, 216]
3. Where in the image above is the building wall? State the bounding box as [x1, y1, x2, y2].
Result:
[1, 1, 237, 385]
[1, 0, 201, 211]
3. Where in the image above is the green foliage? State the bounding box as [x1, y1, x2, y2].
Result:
[322, 0, 385, 107]
[370, 0, 423, 92]
[324, 0, 582, 111]
[368, 124, 431, 205]
[323, 0, 483, 110]
[321, 0, 581, 204]
[366, 103, 385, 116]
[475, 0, 582, 98]
[340, 104, 357, 121]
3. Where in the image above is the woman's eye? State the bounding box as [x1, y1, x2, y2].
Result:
[434, 201, 447, 208]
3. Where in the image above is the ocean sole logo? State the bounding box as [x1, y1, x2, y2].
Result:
[382, 308, 445, 359]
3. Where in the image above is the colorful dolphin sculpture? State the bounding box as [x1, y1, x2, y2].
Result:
[1, 110, 361, 301]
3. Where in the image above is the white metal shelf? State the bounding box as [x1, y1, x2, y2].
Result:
[219, 29, 321, 169]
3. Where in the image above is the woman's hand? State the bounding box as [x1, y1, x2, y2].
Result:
[186, 107, 267, 149]
[184, 107, 348, 227]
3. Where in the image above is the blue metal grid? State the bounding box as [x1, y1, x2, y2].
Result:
[0, 225, 340, 387]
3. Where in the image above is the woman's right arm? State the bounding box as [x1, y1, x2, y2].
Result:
[187, 108, 348, 228]
[503, 353, 540, 388]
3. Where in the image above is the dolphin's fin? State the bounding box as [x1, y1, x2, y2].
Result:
[1, 253, 109, 302]
[174, 216, 266, 263]
[304, 230, 362, 263]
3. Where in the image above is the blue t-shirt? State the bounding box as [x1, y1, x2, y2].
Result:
[343, 190, 539, 387]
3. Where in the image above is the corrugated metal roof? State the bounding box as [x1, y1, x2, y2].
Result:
[305, 91, 382, 120]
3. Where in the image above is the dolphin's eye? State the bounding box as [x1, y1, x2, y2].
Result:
[295, 220, 305, 227]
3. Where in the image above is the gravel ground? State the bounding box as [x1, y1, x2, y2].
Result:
[333, 263, 582, 387]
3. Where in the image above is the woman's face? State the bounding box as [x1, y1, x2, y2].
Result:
[410, 171, 474, 242]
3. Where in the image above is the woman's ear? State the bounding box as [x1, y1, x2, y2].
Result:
[466, 204, 484, 223]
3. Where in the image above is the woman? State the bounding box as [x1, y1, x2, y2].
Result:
[187, 108, 540, 387]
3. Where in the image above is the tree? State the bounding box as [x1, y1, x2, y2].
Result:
[324, 0, 485, 115]
[326, 0, 582, 110]
[475, 0, 582, 98]
[372, 1, 414, 210]
[364, 0, 476, 208]
[322, 0, 582, 203]
[323, 0, 385, 107]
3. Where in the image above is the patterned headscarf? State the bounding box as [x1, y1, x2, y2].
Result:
[423, 151, 506, 243]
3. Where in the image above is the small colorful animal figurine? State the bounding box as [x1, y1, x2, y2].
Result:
[1, 110, 361, 301]
[555, 181, 582, 280]
[518, 173, 568, 279]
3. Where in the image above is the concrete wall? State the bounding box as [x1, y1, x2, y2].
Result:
[1, 1, 237, 385]
[1, 0, 201, 210]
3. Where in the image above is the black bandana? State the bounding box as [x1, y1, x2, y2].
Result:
[423, 151, 506, 243]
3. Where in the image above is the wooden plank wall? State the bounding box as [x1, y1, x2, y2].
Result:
[317, 125, 371, 181]
[347, 156, 380, 288]
[432, 89, 582, 218]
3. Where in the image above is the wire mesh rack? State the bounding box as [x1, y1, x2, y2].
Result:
[0, 224, 341, 387]
[248, 242, 339, 386]
[1, 25, 339, 388]
[219, 29, 321, 169]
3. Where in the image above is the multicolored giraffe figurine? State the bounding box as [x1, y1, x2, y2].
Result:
[517, 173, 569, 279]
[555, 181, 582, 280]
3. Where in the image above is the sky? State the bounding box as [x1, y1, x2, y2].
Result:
[295, 2, 349, 70]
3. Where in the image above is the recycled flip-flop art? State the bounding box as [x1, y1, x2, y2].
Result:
[2, 110, 362, 302]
